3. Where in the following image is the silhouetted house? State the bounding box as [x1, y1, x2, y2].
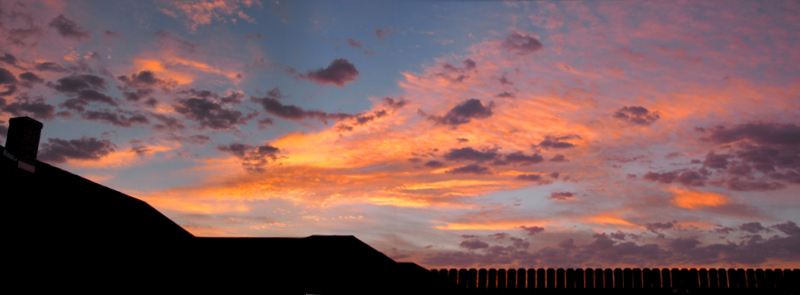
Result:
[2, 116, 433, 294]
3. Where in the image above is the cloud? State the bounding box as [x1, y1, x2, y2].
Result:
[696, 123, 800, 189]
[645, 221, 674, 232]
[48, 15, 91, 40]
[159, 0, 259, 30]
[104, 30, 122, 38]
[773, 221, 800, 236]
[217, 142, 280, 172]
[739, 222, 765, 233]
[501, 31, 543, 55]
[443, 59, 477, 73]
[424, 160, 445, 168]
[151, 113, 186, 131]
[613, 106, 660, 126]
[713, 226, 736, 235]
[173, 96, 256, 130]
[117, 70, 175, 89]
[521, 226, 545, 236]
[18, 72, 45, 88]
[674, 170, 708, 187]
[516, 173, 554, 185]
[446, 164, 490, 175]
[346, 38, 361, 48]
[495, 151, 544, 166]
[0, 67, 17, 85]
[155, 30, 199, 53]
[668, 237, 702, 252]
[549, 191, 574, 200]
[0, 95, 56, 120]
[550, 154, 568, 162]
[643, 169, 707, 187]
[0, 53, 18, 66]
[703, 152, 731, 169]
[558, 238, 577, 249]
[38, 136, 116, 163]
[375, 27, 394, 39]
[425, 98, 494, 126]
[460, 239, 489, 250]
[51, 74, 107, 93]
[443, 147, 499, 162]
[383, 97, 408, 109]
[424, 222, 800, 268]
[34, 62, 69, 73]
[727, 177, 785, 191]
[705, 122, 800, 145]
[122, 89, 155, 102]
[250, 87, 353, 123]
[59, 90, 118, 112]
[537, 135, 579, 149]
[81, 109, 149, 127]
[496, 91, 514, 98]
[296, 59, 359, 87]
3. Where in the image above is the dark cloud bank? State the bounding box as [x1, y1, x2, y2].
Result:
[217, 142, 280, 172]
[423, 221, 800, 268]
[38, 137, 115, 163]
[646, 122, 800, 191]
[423, 98, 494, 126]
[296, 59, 359, 87]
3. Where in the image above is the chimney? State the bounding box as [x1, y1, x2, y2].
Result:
[4, 116, 43, 173]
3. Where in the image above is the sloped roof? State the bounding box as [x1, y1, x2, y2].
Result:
[2, 143, 435, 294]
[2, 144, 194, 240]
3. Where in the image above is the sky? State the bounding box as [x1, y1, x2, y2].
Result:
[1, 0, 799, 269]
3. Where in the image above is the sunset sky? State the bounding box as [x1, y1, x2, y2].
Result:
[1, 0, 799, 269]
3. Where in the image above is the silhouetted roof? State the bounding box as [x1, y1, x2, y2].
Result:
[2, 143, 434, 294]
[2, 144, 193, 240]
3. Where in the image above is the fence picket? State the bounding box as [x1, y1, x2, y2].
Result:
[527, 268, 536, 290]
[566, 269, 575, 289]
[478, 269, 487, 290]
[508, 268, 516, 290]
[755, 269, 765, 289]
[458, 269, 468, 289]
[498, 268, 506, 290]
[488, 269, 497, 290]
[468, 269, 477, 289]
[449, 269, 458, 288]
[537, 269, 546, 290]
[585, 268, 594, 289]
[709, 268, 718, 289]
[662, 269, 671, 289]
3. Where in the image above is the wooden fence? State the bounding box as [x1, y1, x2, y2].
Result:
[429, 268, 799, 294]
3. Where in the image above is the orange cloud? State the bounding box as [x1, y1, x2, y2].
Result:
[434, 220, 552, 231]
[667, 187, 729, 210]
[65, 142, 177, 169]
[133, 56, 239, 85]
